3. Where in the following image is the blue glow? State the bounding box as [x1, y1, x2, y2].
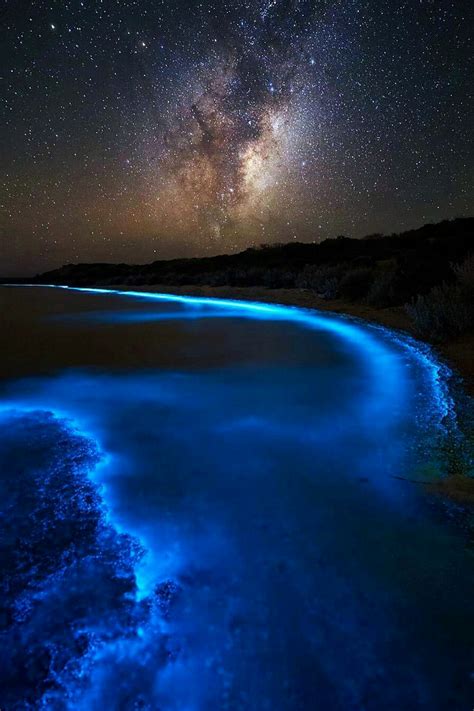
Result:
[0, 284, 471, 710]
[7, 282, 453, 428]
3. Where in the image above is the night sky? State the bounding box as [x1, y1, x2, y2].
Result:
[2, 1, 473, 275]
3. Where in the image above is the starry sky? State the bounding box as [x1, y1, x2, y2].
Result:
[1, 0, 473, 275]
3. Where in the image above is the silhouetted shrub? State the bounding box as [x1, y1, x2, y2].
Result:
[352, 255, 374, 268]
[263, 268, 297, 288]
[405, 283, 473, 341]
[365, 269, 398, 307]
[338, 267, 373, 301]
[453, 253, 474, 299]
[362, 233, 383, 241]
[296, 264, 343, 299]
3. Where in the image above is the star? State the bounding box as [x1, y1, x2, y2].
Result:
[0, 0, 471, 273]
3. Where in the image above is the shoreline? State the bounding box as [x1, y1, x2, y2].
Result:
[4, 281, 474, 505]
[97, 282, 474, 506]
[105, 283, 474, 398]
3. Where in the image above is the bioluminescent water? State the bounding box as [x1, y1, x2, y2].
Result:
[0, 285, 472, 710]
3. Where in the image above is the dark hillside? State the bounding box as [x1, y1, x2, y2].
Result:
[33, 218, 472, 299]
[16, 217, 473, 343]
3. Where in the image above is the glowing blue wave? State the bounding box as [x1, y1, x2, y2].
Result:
[10, 282, 454, 422]
[0, 283, 467, 710]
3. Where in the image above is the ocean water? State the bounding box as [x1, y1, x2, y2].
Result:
[0, 285, 472, 710]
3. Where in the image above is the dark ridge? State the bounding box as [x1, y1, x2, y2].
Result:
[3, 217, 473, 343]
[25, 218, 472, 299]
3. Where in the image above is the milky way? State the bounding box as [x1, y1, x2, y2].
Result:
[1, 0, 473, 274]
